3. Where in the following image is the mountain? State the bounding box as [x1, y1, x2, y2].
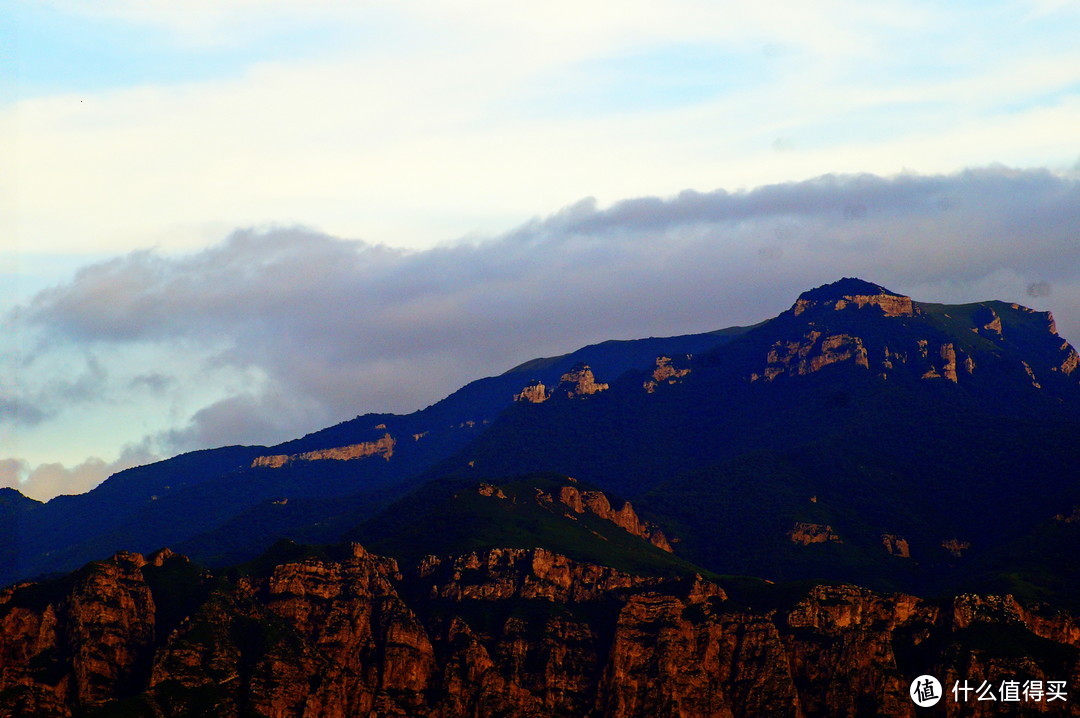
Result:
[347, 474, 696, 576]
[3, 277, 1080, 716]
[0, 489, 41, 581]
[415, 279, 1080, 600]
[2, 543, 1078, 717]
[0, 327, 750, 586]
[4, 277, 1079, 603]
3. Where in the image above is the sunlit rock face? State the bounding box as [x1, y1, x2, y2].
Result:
[553, 364, 609, 398]
[252, 433, 396, 468]
[644, 355, 691, 393]
[753, 332, 871, 382]
[513, 380, 549, 403]
[881, 534, 911, 558]
[515, 365, 609, 403]
[787, 522, 842, 545]
[790, 278, 916, 318]
[4, 547, 1080, 717]
[551, 484, 674, 552]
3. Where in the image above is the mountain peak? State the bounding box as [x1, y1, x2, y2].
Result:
[0, 486, 39, 509]
[798, 277, 901, 301]
[792, 277, 914, 317]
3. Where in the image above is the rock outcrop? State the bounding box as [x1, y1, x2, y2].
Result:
[1053, 506, 1080, 524]
[477, 480, 675, 553]
[753, 332, 871, 382]
[554, 485, 674, 552]
[941, 538, 971, 558]
[554, 364, 609, 398]
[514, 366, 609, 402]
[917, 342, 975, 383]
[973, 305, 1003, 336]
[252, 433, 396, 468]
[2, 546, 1080, 717]
[511, 380, 548, 403]
[881, 534, 911, 558]
[513, 380, 549, 403]
[1057, 343, 1080, 376]
[790, 278, 916, 318]
[787, 522, 842, 545]
[643, 355, 691, 393]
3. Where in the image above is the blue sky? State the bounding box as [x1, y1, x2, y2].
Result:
[2, 0, 1079, 499]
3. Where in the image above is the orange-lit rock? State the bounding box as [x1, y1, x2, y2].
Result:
[251, 433, 396, 468]
[788, 522, 842, 545]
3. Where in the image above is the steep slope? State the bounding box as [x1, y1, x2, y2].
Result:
[2, 328, 747, 587]
[2, 544, 1078, 717]
[4, 277, 1080, 715]
[417, 279, 1080, 598]
[6, 278, 1078, 603]
[348, 474, 697, 577]
[0, 489, 41, 582]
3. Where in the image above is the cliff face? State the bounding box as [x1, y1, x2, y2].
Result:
[554, 364, 609, 398]
[790, 279, 916, 318]
[753, 331, 871, 382]
[0, 551, 158, 715]
[252, 433, 396, 468]
[2, 546, 1078, 717]
[552, 484, 674, 552]
[788, 522, 842, 545]
[513, 380, 550, 404]
[514, 364, 610, 403]
[643, 355, 691, 393]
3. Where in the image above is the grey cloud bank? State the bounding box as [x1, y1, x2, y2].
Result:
[7, 166, 1080, 498]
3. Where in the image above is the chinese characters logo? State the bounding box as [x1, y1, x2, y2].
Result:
[910, 675, 942, 707]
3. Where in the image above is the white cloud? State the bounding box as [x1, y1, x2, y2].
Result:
[9, 166, 1078, 493]
[7, 1, 1080, 496]
[7, 1, 1077, 256]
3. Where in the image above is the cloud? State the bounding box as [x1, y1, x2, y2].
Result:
[0, 356, 108, 428]
[6, 1, 1079, 259]
[0, 393, 48, 427]
[157, 391, 326, 453]
[14, 166, 1080, 464]
[0, 443, 159, 501]
[129, 372, 175, 393]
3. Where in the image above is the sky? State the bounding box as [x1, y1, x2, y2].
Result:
[1, 0, 1078, 500]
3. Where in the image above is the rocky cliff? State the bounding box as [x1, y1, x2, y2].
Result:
[643, 355, 691, 393]
[2, 545, 1077, 717]
[790, 278, 916, 318]
[514, 364, 610, 403]
[551, 483, 674, 552]
[744, 279, 1078, 392]
[252, 433, 396, 468]
[554, 364, 609, 398]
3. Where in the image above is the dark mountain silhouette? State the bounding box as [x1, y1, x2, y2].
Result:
[3, 278, 1080, 717]
[4, 278, 1079, 606]
[1, 327, 749, 586]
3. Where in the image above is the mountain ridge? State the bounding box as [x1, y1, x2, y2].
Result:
[4, 276, 1080, 716]
[2, 540, 1079, 717]
[3, 278, 1078, 601]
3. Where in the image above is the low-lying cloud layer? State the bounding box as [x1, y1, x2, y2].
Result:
[6, 166, 1079, 499]
[0, 443, 157, 501]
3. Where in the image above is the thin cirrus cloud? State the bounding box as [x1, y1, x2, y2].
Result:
[5, 166, 1079, 500]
